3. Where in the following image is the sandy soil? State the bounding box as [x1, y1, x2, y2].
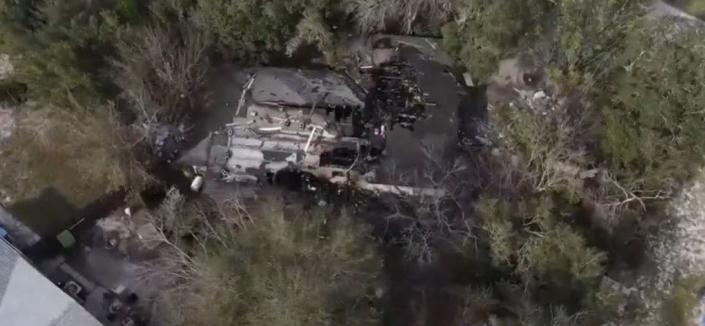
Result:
[647, 169, 705, 323]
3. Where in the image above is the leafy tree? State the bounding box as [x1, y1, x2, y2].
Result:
[0, 0, 45, 32]
[285, 8, 334, 58]
[460, 4, 705, 323]
[142, 195, 383, 326]
[552, 0, 646, 77]
[113, 9, 209, 124]
[0, 0, 128, 105]
[441, 0, 553, 82]
[343, 0, 453, 34]
[688, 0, 705, 17]
[477, 195, 606, 284]
[598, 20, 705, 192]
[470, 194, 608, 322]
[476, 197, 515, 268]
[114, 0, 149, 21]
[516, 223, 605, 286]
[658, 276, 705, 326]
[191, 0, 339, 61]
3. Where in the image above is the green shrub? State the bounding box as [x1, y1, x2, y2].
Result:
[660, 276, 705, 326]
[441, 0, 553, 82]
[599, 20, 705, 191]
[149, 198, 383, 326]
[687, 0, 705, 17]
[0, 0, 124, 105]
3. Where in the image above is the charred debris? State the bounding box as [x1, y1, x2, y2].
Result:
[177, 36, 485, 200]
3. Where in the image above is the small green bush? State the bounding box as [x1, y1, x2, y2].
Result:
[660, 276, 705, 326]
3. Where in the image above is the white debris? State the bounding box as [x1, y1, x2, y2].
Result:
[533, 90, 547, 101]
[579, 168, 600, 179]
[190, 175, 204, 192]
[0, 54, 14, 80]
[514, 89, 555, 115]
[0, 108, 15, 142]
[96, 214, 134, 242]
[462, 72, 474, 87]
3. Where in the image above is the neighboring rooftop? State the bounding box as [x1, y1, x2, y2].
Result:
[0, 239, 101, 326]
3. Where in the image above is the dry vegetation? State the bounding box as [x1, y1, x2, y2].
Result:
[0, 106, 135, 206]
[113, 7, 209, 125]
[137, 191, 382, 326]
[343, 0, 453, 33]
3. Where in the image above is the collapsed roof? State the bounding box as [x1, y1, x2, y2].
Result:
[250, 68, 365, 108]
[179, 35, 488, 198]
[209, 125, 364, 184]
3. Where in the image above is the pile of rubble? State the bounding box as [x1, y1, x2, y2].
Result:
[363, 62, 434, 130]
[513, 89, 557, 116]
[95, 209, 162, 256]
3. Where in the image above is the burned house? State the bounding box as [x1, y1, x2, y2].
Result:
[182, 36, 487, 198]
[186, 64, 445, 198]
[208, 68, 370, 184]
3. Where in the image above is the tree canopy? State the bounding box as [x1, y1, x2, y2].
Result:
[1, 0, 704, 324]
[143, 195, 383, 326]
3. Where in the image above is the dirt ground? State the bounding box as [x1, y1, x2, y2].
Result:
[646, 169, 705, 323]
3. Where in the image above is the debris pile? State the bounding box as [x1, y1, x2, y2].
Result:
[513, 89, 556, 116]
[363, 62, 434, 131]
[153, 125, 186, 163]
[95, 209, 162, 255]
